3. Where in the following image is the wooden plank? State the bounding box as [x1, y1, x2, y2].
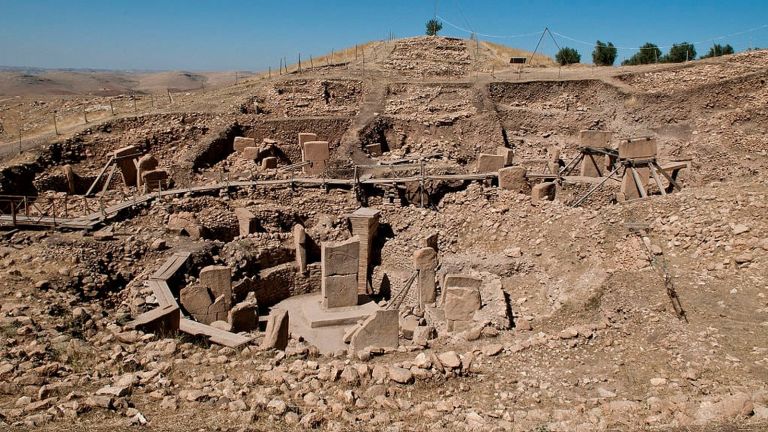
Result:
[650, 165, 667, 196]
[85, 155, 115, 197]
[126, 304, 180, 333]
[148, 280, 178, 309]
[630, 167, 648, 198]
[150, 252, 191, 282]
[179, 318, 252, 348]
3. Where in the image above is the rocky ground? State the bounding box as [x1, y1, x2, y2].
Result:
[0, 37, 767, 431]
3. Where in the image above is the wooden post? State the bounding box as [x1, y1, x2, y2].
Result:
[83, 106, 88, 124]
[18, 124, 22, 154]
[310, 55, 313, 70]
[53, 111, 59, 135]
[298, 53, 302, 73]
[109, 99, 115, 115]
[167, 89, 173, 104]
[10, 198, 16, 227]
[279, 58, 283, 75]
[269, 66, 271, 78]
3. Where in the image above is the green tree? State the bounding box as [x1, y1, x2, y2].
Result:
[425, 19, 442, 36]
[556, 47, 581, 65]
[662, 42, 696, 63]
[622, 43, 662, 66]
[592, 40, 618, 66]
[701, 43, 735, 58]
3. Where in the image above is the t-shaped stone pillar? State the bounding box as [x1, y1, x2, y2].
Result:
[348, 207, 380, 295]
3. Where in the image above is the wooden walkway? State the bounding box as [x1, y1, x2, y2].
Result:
[0, 172, 498, 230]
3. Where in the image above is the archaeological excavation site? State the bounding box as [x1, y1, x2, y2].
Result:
[0, 35, 767, 432]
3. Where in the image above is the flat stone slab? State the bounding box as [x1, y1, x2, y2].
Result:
[303, 297, 380, 328]
[273, 293, 380, 354]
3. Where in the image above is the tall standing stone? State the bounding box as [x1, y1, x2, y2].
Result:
[234, 208, 259, 237]
[302, 141, 329, 175]
[618, 137, 657, 200]
[112, 145, 139, 187]
[348, 208, 380, 295]
[293, 224, 307, 273]
[298, 132, 318, 160]
[443, 274, 483, 332]
[199, 266, 232, 309]
[579, 130, 613, 177]
[413, 247, 437, 305]
[321, 237, 360, 309]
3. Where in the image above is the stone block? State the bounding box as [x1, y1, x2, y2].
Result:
[241, 147, 259, 161]
[298, 132, 317, 150]
[444, 286, 481, 331]
[580, 153, 605, 177]
[228, 295, 258, 332]
[444, 274, 482, 290]
[420, 232, 438, 251]
[167, 212, 203, 240]
[199, 266, 232, 308]
[349, 309, 399, 352]
[618, 137, 657, 160]
[261, 309, 289, 350]
[261, 157, 278, 169]
[321, 237, 360, 276]
[293, 225, 307, 272]
[498, 166, 530, 193]
[135, 154, 158, 188]
[234, 208, 259, 237]
[531, 182, 556, 203]
[322, 274, 359, 309]
[207, 295, 230, 324]
[233, 137, 256, 153]
[579, 130, 613, 147]
[476, 153, 506, 173]
[141, 169, 169, 192]
[180, 285, 212, 323]
[496, 147, 514, 166]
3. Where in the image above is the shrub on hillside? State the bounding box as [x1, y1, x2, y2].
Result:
[622, 43, 661, 65]
[556, 47, 581, 65]
[701, 44, 735, 58]
[425, 19, 442, 36]
[592, 40, 618, 66]
[663, 42, 696, 63]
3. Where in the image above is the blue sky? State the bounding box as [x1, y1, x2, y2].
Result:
[0, 0, 766, 71]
